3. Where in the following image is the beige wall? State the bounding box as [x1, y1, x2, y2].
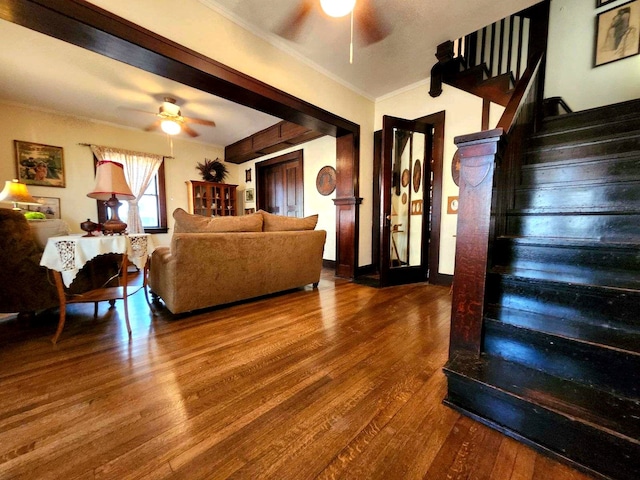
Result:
[546, 0, 640, 111]
[87, 0, 375, 267]
[0, 102, 229, 246]
[233, 136, 337, 261]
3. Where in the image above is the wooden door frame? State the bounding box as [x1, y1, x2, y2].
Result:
[1, 0, 361, 278]
[372, 110, 447, 285]
[255, 150, 304, 215]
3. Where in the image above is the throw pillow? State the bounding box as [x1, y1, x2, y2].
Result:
[173, 208, 263, 233]
[258, 209, 318, 232]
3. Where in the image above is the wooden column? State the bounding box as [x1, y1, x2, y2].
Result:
[449, 128, 503, 358]
[334, 133, 361, 278]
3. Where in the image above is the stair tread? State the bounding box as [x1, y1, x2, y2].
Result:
[522, 150, 640, 170]
[542, 99, 640, 131]
[533, 115, 640, 141]
[492, 265, 640, 291]
[497, 235, 639, 249]
[485, 305, 640, 355]
[527, 129, 640, 153]
[445, 354, 640, 443]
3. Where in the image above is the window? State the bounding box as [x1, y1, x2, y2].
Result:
[95, 156, 168, 234]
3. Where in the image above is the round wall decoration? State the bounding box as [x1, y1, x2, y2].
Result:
[413, 159, 422, 193]
[452, 150, 461, 187]
[316, 165, 337, 196]
[402, 192, 407, 205]
[401, 168, 410, 188]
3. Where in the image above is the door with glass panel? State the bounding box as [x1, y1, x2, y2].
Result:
[380, 116, 433, 287]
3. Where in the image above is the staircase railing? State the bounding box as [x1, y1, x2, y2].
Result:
[430, 0, 549, 105]
[448, 53, 545, 358]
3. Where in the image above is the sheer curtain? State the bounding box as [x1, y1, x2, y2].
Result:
[91, 145, 162, 233]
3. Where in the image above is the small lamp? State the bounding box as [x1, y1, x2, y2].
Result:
[87, 160, 135, 235]
[0, 179, 41, 210]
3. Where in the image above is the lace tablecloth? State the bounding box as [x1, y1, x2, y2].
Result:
[40, 234, 154, 287]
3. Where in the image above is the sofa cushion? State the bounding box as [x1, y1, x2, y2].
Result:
[258, 210, 318, 232]
[173, 208, 263, 233]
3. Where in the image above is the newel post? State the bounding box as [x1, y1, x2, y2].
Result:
[449, 128, 504, 359]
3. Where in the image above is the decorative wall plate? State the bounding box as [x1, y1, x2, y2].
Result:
[316, 165, 336, 196]
[413, 159, 421, 193]
[401, 168, 410, 187]
[452, 150, 461, 187]
[402, 192, 407, 204]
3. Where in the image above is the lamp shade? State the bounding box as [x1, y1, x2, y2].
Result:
[87, 160, 135, 201]
[0, 179, 40, 210]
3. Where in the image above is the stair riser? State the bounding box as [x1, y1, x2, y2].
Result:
[514, 181, 640, 211]
[494, 242, 640, 275]
[506, 213, 640, 241]
[445, 374, 640, 480]
[521, 155, 640, 186]
[483, 321, 640, 397]
[527, 136, 640, 164]
[486, 276, 640, 328]
[530, 122, 640, 148]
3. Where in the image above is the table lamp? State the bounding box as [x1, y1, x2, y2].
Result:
[0, 179, 41, 210]
[87, 160, 135, 235]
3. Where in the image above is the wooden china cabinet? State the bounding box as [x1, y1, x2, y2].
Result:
[186, 181, 238, 217]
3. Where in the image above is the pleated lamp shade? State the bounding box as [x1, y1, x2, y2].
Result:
[0, 179, 40, 210]
[87, 160, 135, 200]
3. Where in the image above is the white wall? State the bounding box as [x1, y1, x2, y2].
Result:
[375, 81, 499, 275]
[231, 136, 337, 261]
[546, 0, 640, 111]
[87, 0, 375, 267]
[0, 102, 230, 246]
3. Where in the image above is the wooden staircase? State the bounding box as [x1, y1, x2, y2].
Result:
[444, 100, 640, 480]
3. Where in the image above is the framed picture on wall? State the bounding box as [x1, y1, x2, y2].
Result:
[244, 188, 255, 203]
[594, 0, 640, 67]
[14, 140, 66, 187]
[597, 0, 618, 8]
[27, 196, 61, 219]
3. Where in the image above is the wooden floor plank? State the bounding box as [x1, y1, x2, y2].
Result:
[0, 271, 595, 479]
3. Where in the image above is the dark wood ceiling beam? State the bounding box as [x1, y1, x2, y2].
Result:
[0, 0, 359, 138]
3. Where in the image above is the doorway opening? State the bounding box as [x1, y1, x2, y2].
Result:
[256, 150, 304, 217]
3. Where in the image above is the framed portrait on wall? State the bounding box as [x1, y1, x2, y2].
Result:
[594, 0, 640, 67]
[14, 140, 66, 187]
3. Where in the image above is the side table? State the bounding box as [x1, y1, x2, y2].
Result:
[40, 234, 154, 343]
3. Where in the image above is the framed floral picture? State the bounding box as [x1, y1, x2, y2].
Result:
[594, 0, 640, 67]
[14, 140, 65, 187]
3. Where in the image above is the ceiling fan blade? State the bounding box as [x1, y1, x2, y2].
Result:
[181, 123, 199, 137]
[183, 116, 216, 127]
[275, 0, 314, 41]
[144, 120, 161, 132]
[355, 0, 391, 46]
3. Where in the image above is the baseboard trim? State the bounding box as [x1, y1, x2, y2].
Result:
[430, 273, 453, 286]
[355, 264, 376, 277]
[322, 259, 337, 269]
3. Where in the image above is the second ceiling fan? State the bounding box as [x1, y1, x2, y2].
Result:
[143, 97, 216, 137]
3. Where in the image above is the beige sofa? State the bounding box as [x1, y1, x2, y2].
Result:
[148, 209, 326, 314]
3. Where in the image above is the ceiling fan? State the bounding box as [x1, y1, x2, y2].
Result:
[141, 97, 216, 137]
[277, 0, 390, 61]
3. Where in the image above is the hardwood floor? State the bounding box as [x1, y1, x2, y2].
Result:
[0, 270, 594, 480]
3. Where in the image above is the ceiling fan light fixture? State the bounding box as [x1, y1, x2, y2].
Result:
[161, 119, 181, 135]
[320, 0, 356, 18]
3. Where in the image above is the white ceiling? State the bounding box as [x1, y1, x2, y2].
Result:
[203, 0, 541, 99]
[0, 0, 540, 147]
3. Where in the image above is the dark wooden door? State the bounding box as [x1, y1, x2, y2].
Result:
[380, 115, 433, 287]
[256, 150, 304, 217]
